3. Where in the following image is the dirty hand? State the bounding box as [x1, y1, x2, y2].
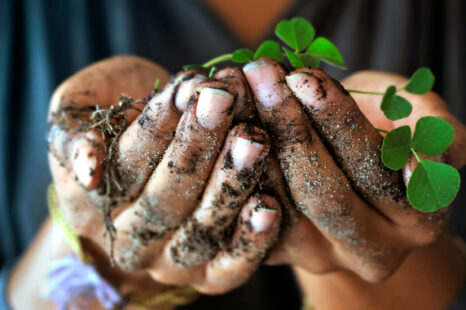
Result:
[47, 56, 281, 295]
[243, 59, 466, 283]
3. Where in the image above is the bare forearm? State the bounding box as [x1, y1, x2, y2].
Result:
[8, 219, 69, 309]
[294, 233, 465, 310]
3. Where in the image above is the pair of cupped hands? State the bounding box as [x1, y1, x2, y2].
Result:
[47, 55, 465, 296]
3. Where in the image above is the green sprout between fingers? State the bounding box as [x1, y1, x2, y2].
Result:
[183, 17, 345, 72]
[356, 67, 459, 212]
[381, 116, 459, 212]
[182, 17, 460, 213]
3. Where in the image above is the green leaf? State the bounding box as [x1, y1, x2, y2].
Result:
[381, 126, 412, 170]
[380, 85, 412, 120]
[182, 64, 205, 71]
[275, 17, 315, 52]
[405, 67, 435, 94]
[411, 116, 454, 156]
[306, 37, 346, 68]
[284, 48, 304, 68]
[232, 49, 254, 63]
[254, 40, 283, 61]
[284, 48, 321, 69]
[300, 54, 321, 68]
[407, 160, 460, 212]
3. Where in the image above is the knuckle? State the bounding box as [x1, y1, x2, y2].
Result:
[358, 265, 394, 283]
[407, 224, 443, 246]
[354, 249, 407, 284]
[148, 269, 179, 286]
[401, 211, 447, 246]
[298, 261, 338, 275]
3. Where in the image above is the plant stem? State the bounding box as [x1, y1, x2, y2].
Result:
[376, 128, 389, 134]
[153, 78, 160, 92]
[411, 148, 422, 162]
[202, 54, 233, 68]
[346, 89, 385, 95]
[397, 86, 405, 92]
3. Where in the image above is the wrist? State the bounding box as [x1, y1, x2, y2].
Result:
[294, 233, 465, 310]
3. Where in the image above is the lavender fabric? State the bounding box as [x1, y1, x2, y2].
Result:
[40, 255, 121, 310]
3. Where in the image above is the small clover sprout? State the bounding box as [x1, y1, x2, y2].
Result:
[381, 116, 458, 211]
[208, 66, 218, 78]
[183, 17, 344, 70]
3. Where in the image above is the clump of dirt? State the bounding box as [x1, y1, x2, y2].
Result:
[86, 94, 148, 264]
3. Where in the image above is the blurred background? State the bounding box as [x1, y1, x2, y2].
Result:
[0, 0, 464, 309]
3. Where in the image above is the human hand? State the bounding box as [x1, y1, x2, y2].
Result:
[47, 56, 281, 295]
[243, 59, 466, 282]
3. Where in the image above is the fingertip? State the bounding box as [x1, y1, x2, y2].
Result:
[175, 73, 207, 112]
[228, 124, 269, 171]
[70, 130, 105, 189]
[196, 87, 234, 129]
[243, 60, 284, 108]
[241, 194, 281, 233]
[286, 71, 325, 110]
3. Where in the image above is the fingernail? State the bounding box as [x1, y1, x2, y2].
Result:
[175, 74, 206, 112]
[231, 137, 264, 170]
[241, 197, 278, 233]
[196, 88, 233, 129]
[243, 61, 282, 108]
[70, 139, 99, 188]
[286, 73, 324, 110]
[250, 208, 277, 233]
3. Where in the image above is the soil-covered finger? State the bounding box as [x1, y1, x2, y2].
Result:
[194, 194, 281, 294]
[166, 123, 270, 269]
[48, 126, 105, 189]
[214, 67, 255, 121]
[244, 59, 406, 281]
[112, 81, 237, 271]
[114, 71, 207, 199]
[243, 59, 351, 220]
[47, 56, 170, 191]
[285, 69, 447, 230]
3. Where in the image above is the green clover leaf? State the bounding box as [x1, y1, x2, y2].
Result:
[412, 116, 454, 157]
[381, 126, 412, 170]
[284, 48, 305, 68]
[275, 17, 315, 52]
[284, 48, 320, 69]
[300, 54, 321, 68]
[405, 67, 435, 94]
[232, 49, 254, 63]
[381, 85, 412, 120]
[254, 40, 283, 61]
[407, 160, 460, 212]
[306, 37, 346, 68]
